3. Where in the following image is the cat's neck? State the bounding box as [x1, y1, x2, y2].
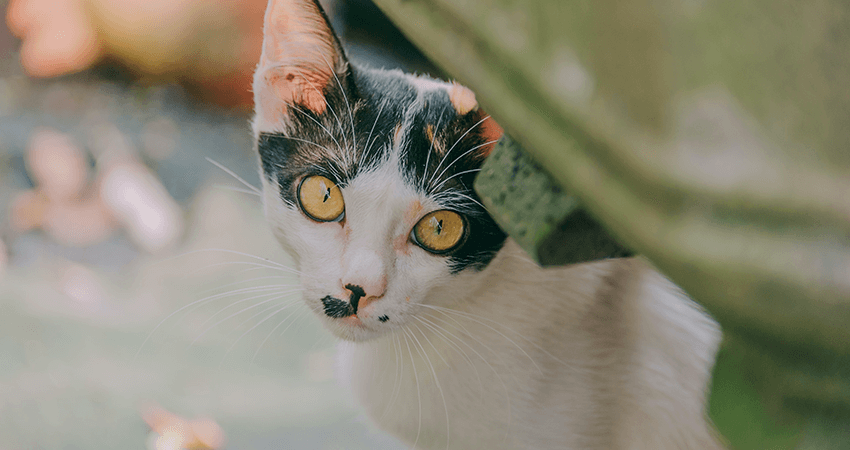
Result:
[338, 240, 722, 450]
[424, 239, 613, 321]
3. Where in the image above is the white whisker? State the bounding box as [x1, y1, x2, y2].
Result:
[283, 135, 337, 155]
[213, 185, 262, 196]
[198, 275, 295, 295]
[184, 260, 302, 278]
[286, 101, 343, 152]
[420, 109, 443, 192]
[379, 330, 404, 423]
[164, 248, 301, 272]
[410, 322, 451, 450]
[429, 139, 497, 193]
[135, 283, 294, 360]
[225, 298, 297, 340]
[319, 54, 357, 162]
[252, 303, 308, 364]
[297, 69, 350, 158]
[191, 289, 304, 346]
[423, 304, 545, 374]
[413, 315, 482, 389]
[206, 157, 262, 195]
[427, 115, 489, 188]
[220, 300, 301, 367]
[419, 312, 505, 384]
[420, 310, 513, 440]
[178, 285, 299, 326]
[431, 190, 486, 212]
[431, 168, 482, 193]
[361, 98, 387, 169]
[402, 327, 423, 450]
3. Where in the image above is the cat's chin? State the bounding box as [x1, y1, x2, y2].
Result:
[321, 315, 387, 342]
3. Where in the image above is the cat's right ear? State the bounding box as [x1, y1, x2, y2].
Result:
[253, 0, 348, 131]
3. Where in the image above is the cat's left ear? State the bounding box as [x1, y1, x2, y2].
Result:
[449, 82, 503, 158]
[253, 0, 348, 131]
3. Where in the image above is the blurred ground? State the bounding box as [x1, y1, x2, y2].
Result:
[0, 1, 437, 448]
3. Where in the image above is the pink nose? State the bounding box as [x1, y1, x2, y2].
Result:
[344, 277, 386, 299]
[342, 277, 386, 314]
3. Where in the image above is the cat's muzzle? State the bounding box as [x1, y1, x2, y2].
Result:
[321, 284, 366, 318]
[321, 295, 354, 318]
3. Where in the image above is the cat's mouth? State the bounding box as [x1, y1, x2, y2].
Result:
[319, 295, 371, 330]
[317, 294, 390, 339]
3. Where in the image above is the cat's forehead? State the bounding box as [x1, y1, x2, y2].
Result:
[355, 68, 473, 124]
[257, 65, 497, 202]
[252, 0, 506, 273]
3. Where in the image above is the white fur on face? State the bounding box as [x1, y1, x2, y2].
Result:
[260, 140, 463, 341]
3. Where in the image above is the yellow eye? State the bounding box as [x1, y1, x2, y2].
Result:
[298, 175, 345, 222]
[412, 210, 466, 254]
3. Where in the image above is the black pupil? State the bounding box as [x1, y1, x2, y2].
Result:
[323, 187, 330, 202]
[436, 219, 443, 235]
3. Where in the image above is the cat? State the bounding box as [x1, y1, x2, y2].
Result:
[250, 0, 725, 448]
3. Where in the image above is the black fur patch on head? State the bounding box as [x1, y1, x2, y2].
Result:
[258, 133, 348, 206]
[397, 87, 506, 273]
[257, 65, 415, 203]
[256, 62, 506, 274]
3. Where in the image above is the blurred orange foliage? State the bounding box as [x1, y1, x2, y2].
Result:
[6, 0, 265, 108]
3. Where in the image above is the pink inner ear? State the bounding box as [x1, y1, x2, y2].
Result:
[257, 0, 340, 116]
[265, 68, 329, 115]
[476, 111, 504, 158]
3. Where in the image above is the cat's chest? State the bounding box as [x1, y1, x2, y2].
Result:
[338, 329, 516, 449]
[334, 308, 602, 450]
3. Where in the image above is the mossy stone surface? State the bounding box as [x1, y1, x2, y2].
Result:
[475, 135, 630, 266]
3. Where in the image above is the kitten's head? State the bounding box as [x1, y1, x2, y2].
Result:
[252, 0, 506, 341]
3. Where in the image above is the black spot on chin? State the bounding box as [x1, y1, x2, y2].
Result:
[378, 315, 389, 323]
[322, 295, 354, 318]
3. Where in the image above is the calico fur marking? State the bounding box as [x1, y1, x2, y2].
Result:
[251, 1, 724, 449]
[448, 81, 478, 115]
[257, 0, 347, 118]
[255, 66, 507, 273]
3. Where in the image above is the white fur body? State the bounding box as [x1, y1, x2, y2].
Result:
[336, 243, 723, 450]
[251, 2, 724, 446]
[255, 92, 724, 450]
